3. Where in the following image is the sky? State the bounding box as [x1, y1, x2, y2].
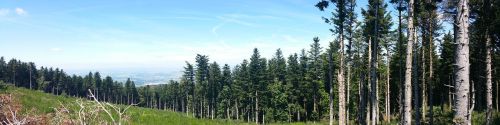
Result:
[0, 0, 387, 74]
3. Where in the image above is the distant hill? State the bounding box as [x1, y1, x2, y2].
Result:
[70, 71, 183, 86]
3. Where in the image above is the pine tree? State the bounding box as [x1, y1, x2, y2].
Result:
[94, 72, 102, 100]
[316, 0, 354, 123]
[249, 48, 267, 124]
[286, 53, 302, 121]
[389, 0, 407, 119]
[195, 54, 210, 118]
[208, 62, 221, 119]
[183, 62, 195, 116]
[308, 37, 323, 122]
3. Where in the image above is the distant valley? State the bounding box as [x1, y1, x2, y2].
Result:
[70, 70, 182, 86]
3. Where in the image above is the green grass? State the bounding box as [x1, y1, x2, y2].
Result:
[0, 85, 327, 125]
[0, 86, 249, 124]
[3, 84, 500, 125]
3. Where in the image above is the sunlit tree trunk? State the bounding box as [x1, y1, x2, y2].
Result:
[422, 39, 427, 123]
[339, 27, 347, 125]
[453, 0, 470, 124]
[368, 37, 373, 125]
[486, 31, 493, 125]
[370, 0, 380, 123]
[429, 22, 434, 125]
[385, 45, 391, 122]
[402, 0, 415, 123]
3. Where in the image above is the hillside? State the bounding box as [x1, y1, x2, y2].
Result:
[0, 85, 240, 125]
[0, 84, 325, 125]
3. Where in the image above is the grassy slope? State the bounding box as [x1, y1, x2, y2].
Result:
[4, 85, 499, 125]
[1, 86, 323, 125]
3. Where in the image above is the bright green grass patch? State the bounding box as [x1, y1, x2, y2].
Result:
[5, 85, 500, 125]
[1, 86, 248, 125]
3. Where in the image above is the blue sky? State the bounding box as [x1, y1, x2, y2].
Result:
[0, 0, 385, 74]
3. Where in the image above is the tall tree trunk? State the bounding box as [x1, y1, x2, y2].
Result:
[398, 0, 404, 119]
[187, 94, 190, 116]
[347, 0, 355, 122]
[429, 23, 434, 125]
[368, 37, 372, 125]
[236, 100, 239, 120]
[486, 31, 493, 125]
[347, 63, 351, 124]
[339, 27, 347, 125]
[329, 42, 335, 125]
[371, 0, 380, 123]
[403, 0, 415, 123]
[385, 47, 391, 122]
[453, 0, 470, 125]
[422, 40, 427, 123]
[255, 91, 259, 124]
[359, 71, 366, 124]
[453, 0, 470, 123]
[414, 44, 421, 125]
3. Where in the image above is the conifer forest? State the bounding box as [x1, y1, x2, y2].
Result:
[1, 0, 500, 124]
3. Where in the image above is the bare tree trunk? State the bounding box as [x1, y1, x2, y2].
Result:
[359, 72, 366, 124]
[486, 31, 493, 125]
[339, 27, 347, 125]
[297, 107, 300, 121]
[347, 64, 351, 124]
[414, 45, 421, 125]
[255, 91, 259, 124]
[453, 0, 470, 123]
[422, 40, 427, 123]
[398, 0, 404, 120]
[368, 37, 372, 125]
[371, 0, 380, 123]
[329, 42, 335, 125]
[429, 23, 434, 125]
[402, 0, 415, 123]
[236, 100, 239, 120]
[386, 47, 391, 122]
[347, 0, 355, 122]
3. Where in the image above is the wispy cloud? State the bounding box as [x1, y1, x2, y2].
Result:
[211, 14, 264, 36]
[0, 8, 28, 17]
[15, 8, 27, 16]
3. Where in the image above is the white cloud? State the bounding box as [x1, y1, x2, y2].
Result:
[0, 8, 10, 16]
[50, 47, 63, 52]
[15, 8, 27, 16]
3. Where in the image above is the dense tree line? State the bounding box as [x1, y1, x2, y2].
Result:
[2, 0, 500, 124]
[154, 0, 500, 124]
[0, 57, 140, 106]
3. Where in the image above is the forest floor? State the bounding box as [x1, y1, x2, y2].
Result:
[1, 84, 499, 125]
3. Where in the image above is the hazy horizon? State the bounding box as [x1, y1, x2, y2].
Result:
[0, 0, 371, 73]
